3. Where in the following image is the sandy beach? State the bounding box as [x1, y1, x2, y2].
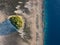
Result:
[0, 0, 43, 45]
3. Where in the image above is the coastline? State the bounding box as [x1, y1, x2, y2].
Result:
[44, 0, 49, 45]
[0, 0, 44, 45]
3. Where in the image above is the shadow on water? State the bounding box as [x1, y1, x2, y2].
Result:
[0, 19, 30, 45]
[0, 19, 17, 35]
[0, 19, 24, 45]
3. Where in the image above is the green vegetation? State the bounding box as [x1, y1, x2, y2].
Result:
[9, 15, 24, 29]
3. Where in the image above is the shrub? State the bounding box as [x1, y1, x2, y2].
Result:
[9, 15, 24, 29]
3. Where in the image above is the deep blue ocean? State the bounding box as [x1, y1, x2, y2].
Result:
[44, 0, 60, 45]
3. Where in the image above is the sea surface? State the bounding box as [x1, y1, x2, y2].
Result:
[44, 0, 60, 45]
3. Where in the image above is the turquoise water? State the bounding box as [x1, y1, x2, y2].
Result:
[44, 0, 49, 45]
[44, 0, 60, 45]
